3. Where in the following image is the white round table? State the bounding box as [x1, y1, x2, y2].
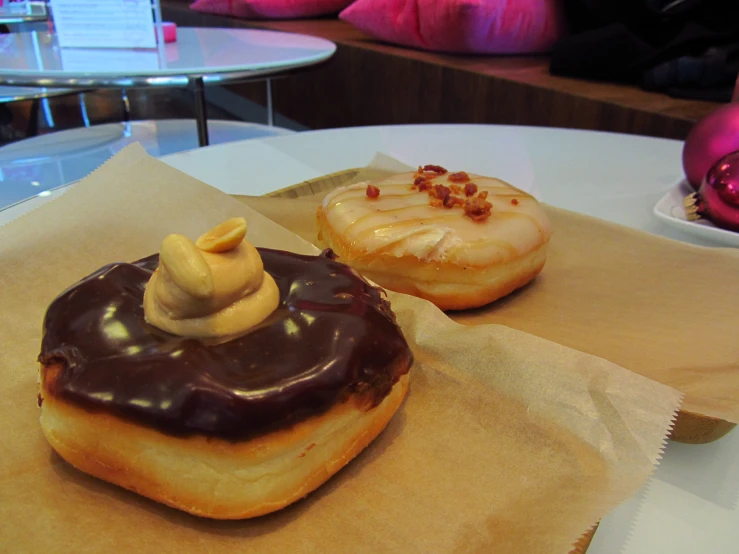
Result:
[159, 123, 721, 248]
[0, 27, 336, 145]
[2, 124, 737, 554]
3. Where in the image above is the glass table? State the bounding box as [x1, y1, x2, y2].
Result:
[0, 27, 336, 146]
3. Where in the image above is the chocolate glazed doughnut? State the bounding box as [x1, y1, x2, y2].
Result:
[38, 241, 413, 519]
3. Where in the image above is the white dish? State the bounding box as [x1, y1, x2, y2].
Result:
[653, 179, 739, 247]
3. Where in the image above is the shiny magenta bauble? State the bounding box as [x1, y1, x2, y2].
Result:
[683, 104, 739, 190]
[697, 150, 739, 232]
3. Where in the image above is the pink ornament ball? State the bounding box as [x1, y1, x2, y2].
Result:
[683, 104, 739, 190]
[698, 150, 739, 232]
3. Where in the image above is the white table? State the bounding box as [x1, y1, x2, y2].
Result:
[0, 27, 336, 145]
[2, 124, 736, 553]
[159, 124, 721, 248]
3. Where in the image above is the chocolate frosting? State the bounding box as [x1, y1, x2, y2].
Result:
[39, 249, 412, 441]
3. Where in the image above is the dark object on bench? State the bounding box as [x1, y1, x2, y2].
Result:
[551, 0, 739, 102]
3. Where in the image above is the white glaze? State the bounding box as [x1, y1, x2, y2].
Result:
[322, 171, 551, 265]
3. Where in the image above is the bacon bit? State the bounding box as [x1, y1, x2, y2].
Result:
[366, 184, 380, 199]
[464, 182, 478, 197]
[414, 176, 434, 192]
[477, 190, 489, 200]
[511, 198, 519, 205]
[298, 442, 316, 458]
[449, 184, 463, 195]
[429, 198, 444, 208]
[444, 195, 465, 208]
[448, 171, 470, 183]
[464, 197, 493, 222]
[422, 164, 447, 174]
[430, 184, 451, 201]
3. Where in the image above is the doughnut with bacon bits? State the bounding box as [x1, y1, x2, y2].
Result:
[316, 168, 552, 310]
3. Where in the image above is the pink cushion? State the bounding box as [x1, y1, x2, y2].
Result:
[190, 0, 353, 19]
[340, 0, 565, 54]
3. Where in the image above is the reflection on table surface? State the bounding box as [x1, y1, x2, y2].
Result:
[0, 120, 293, 210]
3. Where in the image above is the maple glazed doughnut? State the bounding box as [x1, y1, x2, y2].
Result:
[316, 166, 553, 310]
[37, 218, 412, 519]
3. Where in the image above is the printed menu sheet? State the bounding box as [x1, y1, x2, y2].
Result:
[50, 0, 157, 48]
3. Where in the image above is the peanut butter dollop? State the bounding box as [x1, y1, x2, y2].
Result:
[144, 217, 279, 338]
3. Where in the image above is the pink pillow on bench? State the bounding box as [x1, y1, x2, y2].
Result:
[190, 0, 352, 19]
[340, 0, 565, 54]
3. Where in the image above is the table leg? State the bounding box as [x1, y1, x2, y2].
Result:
[192, 77, 209, 147]
[266, 78, 274, 127]
[121, 89, 131, 123]
[27, 98, 40, 137]
[40, 97, 54, 129]
[120, 88, 132, 137]
[78, 92, 90, 128]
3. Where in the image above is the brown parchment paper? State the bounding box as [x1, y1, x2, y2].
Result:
[235, 154, 739, 427]
[0, 145, 681, 554]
